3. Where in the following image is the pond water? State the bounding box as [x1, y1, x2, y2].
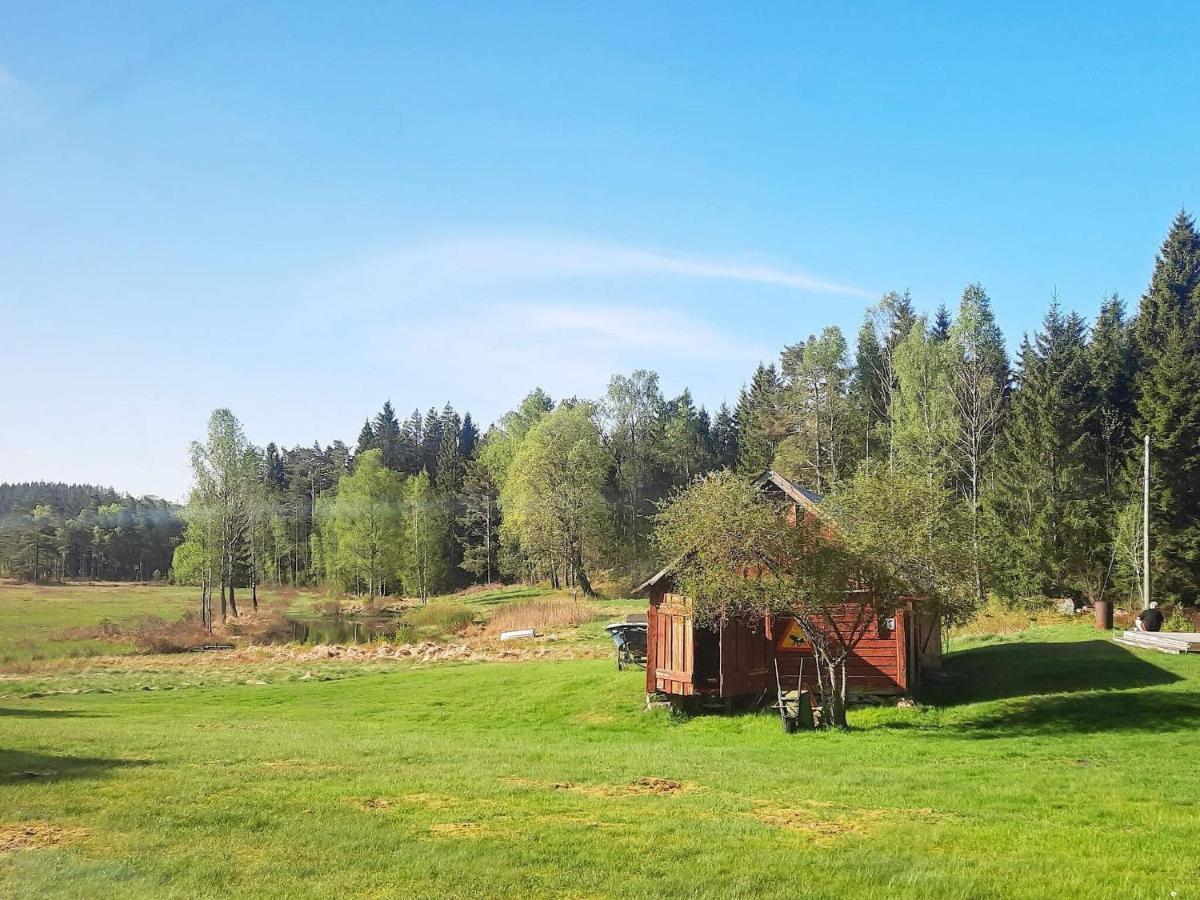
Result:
[284, 616, 397, 644]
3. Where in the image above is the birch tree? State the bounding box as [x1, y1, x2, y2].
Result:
[947, 283, 1009, 600]
[501, 404, 613, 596]
[187, 409, 262, 623]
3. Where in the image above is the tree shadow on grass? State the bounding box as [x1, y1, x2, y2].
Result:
[918, 640, 1182, 707]
[0, 707, 97, 719]
[0, 749, 149, 785]
[954, 688, 1200, 738]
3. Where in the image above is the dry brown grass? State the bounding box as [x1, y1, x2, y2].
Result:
[484, 598, 596, 635]
[0, 822, 89, 853]
[130, 616, 212, 653]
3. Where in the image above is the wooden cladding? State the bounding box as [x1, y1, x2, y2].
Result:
[647, 581, 926, 699]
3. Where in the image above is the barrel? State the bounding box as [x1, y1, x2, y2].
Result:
[1094, 600, 1113, 630]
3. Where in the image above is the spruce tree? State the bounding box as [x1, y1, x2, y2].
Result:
[435, 413, 465, 496]
[1089, 295, 1134, 491]
[399, 410, 423, 474]
[710, 403, 738, 470]
[853, 320, 886, 464]
[734, 363, 782, 474]
[1129, 212, 1200, 604]
[355, 420, 376, 457]
[1133, 209, 1200, 363]
[986, 303, 1104, 600]
[459, 413, 479, 459]
[421, 407, 445, 474]
[1133, 319, 1200, 604]
[372, 401, 403, 470]
[931, 304, 952, 342]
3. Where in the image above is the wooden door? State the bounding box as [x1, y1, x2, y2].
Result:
[719, 617, 773, 697]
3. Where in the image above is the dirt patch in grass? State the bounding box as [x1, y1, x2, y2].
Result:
[754, 807, 863, 841]
[0, 822, 89, 853]
[401, 793, 459, 812]
[506, 776, 694, 798]
[753, 802, 947, 843]
[427, 819, 511, 839]
[261, 758, 344, 773]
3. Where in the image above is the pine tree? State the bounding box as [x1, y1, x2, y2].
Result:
[931, 304, 952, 342]
[1129, 212, 1200, 604]
[459, 413, 479, 459]
[710, 403, 738, 470]
[986, 303, 1105, 600]
[1133, 209, 1200, 364]
[859, 291, 919, 467]
[355, 420, 376, 457]
[435, 411, 465, 496]
[264, 442, 286, 490]
[400, 410, 423, 474]
[662, 390, 716, 486]
[852, 320, 886, 465]
[372, 401, 403, 470]
[457, 459, 499, 583]
[1134, 319, 1200, 604]
[776, 327, 852, 492]
[421, 407, 445, 475]
[735, 363, 782, 474]
[1089, 295, 1134, 492]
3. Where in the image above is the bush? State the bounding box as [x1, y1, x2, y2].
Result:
[228, 610, 293, 645]
[395, 604, 477, 643]
[132, 615, 211, 654]
[484, 598, 596, 636]
[1163, 605, 1196, 633]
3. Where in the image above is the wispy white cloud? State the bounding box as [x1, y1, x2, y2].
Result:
[319, 233, 872, 309]
[300, 231, 855, 423]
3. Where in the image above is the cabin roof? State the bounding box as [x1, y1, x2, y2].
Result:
[752, 470, 824, 509]
[634, 470, 822, 594]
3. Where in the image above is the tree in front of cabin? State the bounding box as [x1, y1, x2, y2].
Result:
[656, 469, 970, 729]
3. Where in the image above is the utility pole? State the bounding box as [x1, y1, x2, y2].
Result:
[1143, 434, 1151, 610]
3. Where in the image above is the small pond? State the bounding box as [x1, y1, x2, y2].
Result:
[284, 615, 397, 644]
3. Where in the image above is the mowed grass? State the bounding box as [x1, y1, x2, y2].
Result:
[2, 617, 1200, 897]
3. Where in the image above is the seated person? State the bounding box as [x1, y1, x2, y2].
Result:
[1136, 601, 1164, 632]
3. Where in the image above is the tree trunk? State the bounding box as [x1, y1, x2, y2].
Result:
[576, 565, 596, 598]
[227, 550, 239, 618]
[825, 658, 849, 729]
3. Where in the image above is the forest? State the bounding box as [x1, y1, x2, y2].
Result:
[0, 482, 182, 581]
[8, 212, 1200, 618]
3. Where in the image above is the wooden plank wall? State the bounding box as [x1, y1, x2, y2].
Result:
[775, 611, 907, 695]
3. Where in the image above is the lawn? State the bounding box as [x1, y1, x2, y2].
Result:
[2, 593, 1200, 898]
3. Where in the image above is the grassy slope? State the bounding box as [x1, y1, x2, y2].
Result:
[2, 620, 1199, 898]
[0, 584, 199, 663]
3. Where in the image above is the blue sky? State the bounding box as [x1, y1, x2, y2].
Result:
[2, 2, 1199, 500]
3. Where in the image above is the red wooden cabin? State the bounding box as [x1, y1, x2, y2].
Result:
[638, 471, 941, 704]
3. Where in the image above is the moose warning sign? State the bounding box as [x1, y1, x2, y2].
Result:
[776, 620, 808, 651]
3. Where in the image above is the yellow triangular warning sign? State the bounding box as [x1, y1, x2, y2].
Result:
[776, 620, 808, 651]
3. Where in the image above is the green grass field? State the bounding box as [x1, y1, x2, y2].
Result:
[0, 583, 201, 663]
[2, 586, 1199, 898]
